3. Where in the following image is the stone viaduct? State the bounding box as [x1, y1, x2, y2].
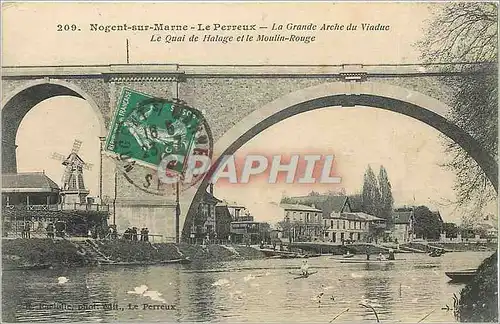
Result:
[2, 63, 497, 241]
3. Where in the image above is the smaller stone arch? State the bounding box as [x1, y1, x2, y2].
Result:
[2, 79, 107, 173]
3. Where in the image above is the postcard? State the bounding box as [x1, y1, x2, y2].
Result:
[1, 1, 498, 323]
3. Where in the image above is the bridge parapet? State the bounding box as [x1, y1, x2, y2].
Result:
[1, 62, 495, 79]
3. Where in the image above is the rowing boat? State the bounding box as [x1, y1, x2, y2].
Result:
[289, 271, 318, 279]
[339, 259, 404, 264]
[445, 269, 477, 283]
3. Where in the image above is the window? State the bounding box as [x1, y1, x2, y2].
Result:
[343, 221, 346, 229]
[337, 220, 340, 229]
[234, 209, 240, 219]
[330, 220, 334, 228]
[357, 233, 361, 241]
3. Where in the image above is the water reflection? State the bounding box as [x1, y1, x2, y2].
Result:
[2, 252, 493, 323]
[361, 272, 394, 321]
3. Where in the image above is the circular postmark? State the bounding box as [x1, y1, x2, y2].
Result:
[105, 89, 213, 196]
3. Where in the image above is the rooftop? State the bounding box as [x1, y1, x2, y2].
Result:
[335, 212, 385, 222]
[280, 203, 322, 212]
[393, 210, 413, 224]
[217, 199, 246, 208]
[282, 195, 350, 216]
[2, 172, 60, 193]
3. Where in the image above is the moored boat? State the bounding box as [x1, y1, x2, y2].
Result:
[445, 269, 477, 283]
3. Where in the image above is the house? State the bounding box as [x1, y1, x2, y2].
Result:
[284, 194, 352, 218]
[230, 221, 269, 245]
[1, 172, 109, 238]
[281, 194, 385, 243]
[190, 190, 221, 243]
[219, 200, 249, 221]
[323, 212, 385, 243]
[215, 204, 233, 242]
[392, 207, 414, 243]
[2, 172, 60, 206]
[280, 203, 323, 242]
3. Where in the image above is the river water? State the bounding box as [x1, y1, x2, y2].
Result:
[2, 251, 492, 323]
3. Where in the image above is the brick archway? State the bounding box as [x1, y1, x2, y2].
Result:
[1, 79, 107, 173]
[182, 81, 498, 240]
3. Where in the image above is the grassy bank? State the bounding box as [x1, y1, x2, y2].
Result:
[456, 251, 498, 322]
[2, 239, 266, 269]
[2, 238, 90, 269]
[96, 240, 183, 263]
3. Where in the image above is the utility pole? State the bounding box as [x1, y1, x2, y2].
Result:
[98, 136, 105, 201]
[175, 176, 180, 243]
[126, 39, 130, 64]
[113, 171, 117, 226]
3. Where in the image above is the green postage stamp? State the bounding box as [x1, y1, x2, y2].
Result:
[105, 88, 203, 176]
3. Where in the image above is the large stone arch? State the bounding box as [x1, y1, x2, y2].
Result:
[182, 81, 498, 239]
[1, 79, 107, 173]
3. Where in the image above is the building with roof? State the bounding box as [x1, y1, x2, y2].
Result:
[392, 208, 415, 243]
[281, 194, 386, 243]
[2, 172, 60, 206]
[217, 200, 249, 221]
[189, 189, 222, 243]
[323, 211, 385, 243]
[282, 194, 352, 218]
[280, 203, 323, 242]
[2, 172, 109, 238]
[230, 221, 270, 245]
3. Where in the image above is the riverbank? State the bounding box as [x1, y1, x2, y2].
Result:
[2, 238, 267, 270]
[457, 251, 498, 322]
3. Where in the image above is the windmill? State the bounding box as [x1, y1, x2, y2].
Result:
[49, 139, 91, 204]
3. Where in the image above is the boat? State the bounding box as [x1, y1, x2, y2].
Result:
[339, 259, 405, 264]
[271, 253, 305, 259]
[343, 253, 354, 258]
[290, 271, 318, 279]
[445, 269, 477, 283]
[429, 251, 443, 257]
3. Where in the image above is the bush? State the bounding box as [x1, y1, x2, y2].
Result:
[456, 251, 498, 322]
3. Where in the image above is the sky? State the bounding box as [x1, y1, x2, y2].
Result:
[7, 2, 497, 225]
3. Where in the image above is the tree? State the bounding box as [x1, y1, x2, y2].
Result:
[361, 165, 381, 217]
[413, 206, 443, 240]
[418, 3, 497, 216]
[378, 166, 394, 227]
[442, 222, 459, 238]
[277, 219, 292, 243]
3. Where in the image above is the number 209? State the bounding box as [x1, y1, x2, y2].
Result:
[57, 24, 78, 31]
